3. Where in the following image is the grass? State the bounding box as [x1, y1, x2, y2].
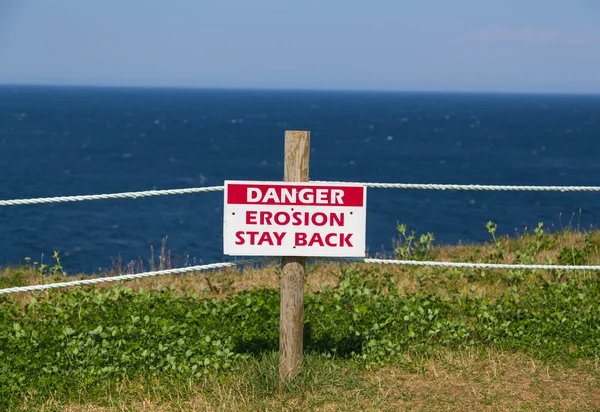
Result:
[2, 223, 600, 410]
[30, 351, 600, 411]
[5, 222, 600, 299]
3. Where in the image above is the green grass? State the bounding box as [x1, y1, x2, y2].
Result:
[1, 223, 600, 410]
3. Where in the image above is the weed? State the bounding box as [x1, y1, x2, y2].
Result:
[486, 221, 505, 262]
[394, 223, 435, 260]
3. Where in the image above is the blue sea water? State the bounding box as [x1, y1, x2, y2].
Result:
[1, 86, 600, 273]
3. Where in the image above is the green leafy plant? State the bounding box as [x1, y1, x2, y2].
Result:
[557, 231, 600, 266]
[33, 251, 66, 278]
[532, 222, 556, 250]
[50, 251, 66, 276]
[557, 246, 586, 266]
[486, 221, 505, 262]
[394, 223, 435, 261]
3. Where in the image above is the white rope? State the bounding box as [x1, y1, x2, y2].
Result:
[0, 258, 272, 295]
[314, 181, 600, 192]
[319, 257, 600, 271]
[2, 181, 600, 207]
[0, 186, 224, 206]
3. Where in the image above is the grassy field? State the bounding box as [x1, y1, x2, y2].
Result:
[1, 223, 600, 410]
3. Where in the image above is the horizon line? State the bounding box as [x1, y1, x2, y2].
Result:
[1, 82, 600, 98]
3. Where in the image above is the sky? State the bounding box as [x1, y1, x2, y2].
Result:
[1, 0, 599, 94]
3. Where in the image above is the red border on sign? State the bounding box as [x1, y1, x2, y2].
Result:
[226, 183, 365, 207]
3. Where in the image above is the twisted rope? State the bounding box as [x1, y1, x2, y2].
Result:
[3, 181, 600, 207]
[0, 257, 272, 295]
[0, 186, 224, 206]
[314, 181, 600, 192]
[319, 257, 600, 271]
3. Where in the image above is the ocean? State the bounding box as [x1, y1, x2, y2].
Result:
[1, 86, 599, 273]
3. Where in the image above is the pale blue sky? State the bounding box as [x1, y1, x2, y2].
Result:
[1, 0, 599, 93]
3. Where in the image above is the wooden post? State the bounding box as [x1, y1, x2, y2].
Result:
[280, 130, 310, 381]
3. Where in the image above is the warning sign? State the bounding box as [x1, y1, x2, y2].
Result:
[223, 181, 367, 257]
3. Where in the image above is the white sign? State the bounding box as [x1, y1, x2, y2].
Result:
[223, 180, 367, 257]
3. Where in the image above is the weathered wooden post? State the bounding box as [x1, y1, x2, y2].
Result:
[279, 130, 310, 381]
[223, 129, 364, 381]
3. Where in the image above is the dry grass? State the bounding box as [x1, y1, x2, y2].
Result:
[34, 350, 600, 411]
[3, 229, 600, 307]
[377, 350, 600, 411]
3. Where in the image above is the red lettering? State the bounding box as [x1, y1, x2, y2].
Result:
[308, 233, 325, 247]
[246, 211, 347, 227]
[258, 231, 273, 246]
[246, 211, 257, 224]
[330, 213, 344, 226]
[295, 232, 307, 246]
[235, 231, 245, 245]
[247, 231, 259, 245]
[260, 211, 273, 225]
[273, 232, 286, 245]
[292, 212, 302, 225]
[228, 184, 364, 206]
[274, 212, 290, 225]
[236, 231, 353, 249]
[312, 212, 327, 226]
[341, 233, 353, 247]
[235, 231, 287, 246]
[325, 233, 337, 247]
